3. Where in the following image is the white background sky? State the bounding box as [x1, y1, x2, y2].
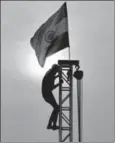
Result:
[1, 1, 114, 142]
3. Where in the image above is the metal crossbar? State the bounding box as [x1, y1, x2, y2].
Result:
[62, 94, 70, 104]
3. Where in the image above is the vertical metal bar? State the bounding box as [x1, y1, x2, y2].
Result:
[69, 65, 73, 142]
[77, 80, 80, 142]
[59, 66, 62, 142]
[80, 79, 83, 142]
[77, 79, 83, 142]
[71, 65, 73, 142]
[80, 79, 82, 142]
[69, 66, 71, 142]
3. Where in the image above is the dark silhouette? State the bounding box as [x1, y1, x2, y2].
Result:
[42, 64, 63, 130]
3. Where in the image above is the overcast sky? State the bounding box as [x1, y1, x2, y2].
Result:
[1, 1, 114, 142]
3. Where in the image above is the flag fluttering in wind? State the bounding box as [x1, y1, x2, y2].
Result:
[30, 2, 69, 67]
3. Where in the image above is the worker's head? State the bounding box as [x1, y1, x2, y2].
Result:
[51, 64, 60, 74]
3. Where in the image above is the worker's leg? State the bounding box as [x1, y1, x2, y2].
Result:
[52, 105, 59, 127]
[48, 104, 59, 129]
[44, 92, 59, 129]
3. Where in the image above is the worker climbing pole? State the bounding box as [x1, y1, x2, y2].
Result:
[30, 1, 84, 142]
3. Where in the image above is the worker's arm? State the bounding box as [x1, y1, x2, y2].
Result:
[54, 74, 59, 79]
[53, 83, 59, 89]
[53, 79, 63, 90]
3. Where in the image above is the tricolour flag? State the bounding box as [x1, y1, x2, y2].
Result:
[30, 2, 69, 67]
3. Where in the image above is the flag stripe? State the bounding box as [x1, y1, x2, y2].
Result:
[47, 32, 69, 56]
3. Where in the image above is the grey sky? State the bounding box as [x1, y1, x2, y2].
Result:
[1, 1, 114, 142]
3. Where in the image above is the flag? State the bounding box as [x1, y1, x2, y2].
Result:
[30, 2, 69, 67]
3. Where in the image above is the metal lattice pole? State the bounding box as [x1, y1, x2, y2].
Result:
[58, 60, 80, 142]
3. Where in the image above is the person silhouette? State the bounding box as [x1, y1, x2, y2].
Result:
[42, 64, 63, 130]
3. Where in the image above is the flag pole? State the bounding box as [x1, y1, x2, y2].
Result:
[69, 46, 71, 60]
[66, 2, 71, 61]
